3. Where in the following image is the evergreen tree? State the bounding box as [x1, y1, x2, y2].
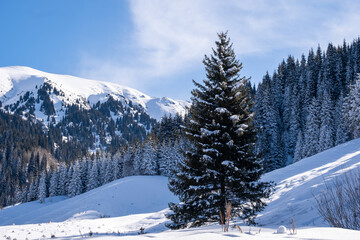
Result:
[57, 164, 68, 196]
[104, 157, 114, 184]
[49, 170, 59, 197]
[40, 154, 47, 172]
[294, 132, 304, 162]
[27, 176, 39, 202]
[167, 32, 272, 229]
[112, 153, 122, 180]
[344, 75, 360, 138]
[38, 171, 47, 203]
[79, 159, 88, 193]
[304, 98, 321, 157]
[335, 94, 350, 145]
[122, 146, 135, 176]
[99, 158, 108, 185]
[132, 142, 142, 175]
[158, 140, 172, 176]
[65, 165, 73, 195]
[139, 139, 158, 175]
[14, 186, 22, 204]
[68, 161, 82, 197]
[86, 160, 99, 191]
[318, 91, 334, 151]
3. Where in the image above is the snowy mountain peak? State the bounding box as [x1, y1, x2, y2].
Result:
[0, 66, 189, 121]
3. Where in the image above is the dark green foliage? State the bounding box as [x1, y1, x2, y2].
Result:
[0, 110, 52, 207]
[167, 32, 272, 229]
[255, 38, 360, 169]
[156, 114, 183, 143]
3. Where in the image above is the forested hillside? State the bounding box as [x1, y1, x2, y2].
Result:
[0, 109, 185, 207]
[0, 110, 54, 206]
[255, 38, 360, 171]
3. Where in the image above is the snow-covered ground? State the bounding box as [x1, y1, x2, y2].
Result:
[1, 139, 360, 239]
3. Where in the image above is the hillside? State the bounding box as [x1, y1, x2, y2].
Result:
[1, 138, 360, 239]
[258, 138, 360, 227]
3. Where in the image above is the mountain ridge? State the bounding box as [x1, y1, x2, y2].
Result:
[0, 66, 189, 121]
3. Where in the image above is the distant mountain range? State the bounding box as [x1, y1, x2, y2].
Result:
[0, 66, 189, 122]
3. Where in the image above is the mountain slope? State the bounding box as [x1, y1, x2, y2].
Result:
[1, 139, 360, 239]
[0, 66, 189, 121]
[258, 138, 360, 227]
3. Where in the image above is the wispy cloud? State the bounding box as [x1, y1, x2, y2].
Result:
[77, 0, 360, 99]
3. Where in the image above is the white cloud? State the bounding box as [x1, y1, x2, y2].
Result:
[77, 0, 360, 98]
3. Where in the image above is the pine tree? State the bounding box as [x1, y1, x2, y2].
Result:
[122, 146, 135, 177]
[294, 132, 304, 162]
[132, 142, 143, 175]
[112, 153, 122, 180]
[27, 176, 39, 202]
[86, 160, 99, 191]
[65, 165, 73, 196]
[344, 74, 360, 138]
[167, 32, 272, 229]
[140, 139, 158, 175]
[38, 171, 47, 203]
[104, 157, 114, 184]
[318, 91, 334, 151]
[335, 94, 350, 145]
[49, 170, 59, 197]
[58, 164, 68, 196]
[68, 161, 82, 197]
[158, 140, 170, 176]
[79, 159, 88, 193]
[99, 157, 108, 185]
[304, 98, 321, 157]
[14, 186, 23, 203]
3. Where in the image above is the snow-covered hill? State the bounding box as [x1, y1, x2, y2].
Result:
[258, 138, 360, 227]
[1, 139, 360, 239]
[0, 66, 189, 121]
[0, 176, 177, 226]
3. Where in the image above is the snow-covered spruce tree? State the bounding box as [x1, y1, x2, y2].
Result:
[27, 176, 39, 202]
[344, 74, 360, 139]
[49, 170, 59, 197]
[38, 171, 47, 203]
[303, 98, 321, 157]
[318, 90, 335, 151]
[86, 160, 99, 191]
[139, 138, 158, 175]
[68, 161, 82, 197]
[167, 32, 272, 229]
[57, 164, 68, 196]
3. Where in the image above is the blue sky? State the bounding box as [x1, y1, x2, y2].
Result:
[1, 0, 360, 100]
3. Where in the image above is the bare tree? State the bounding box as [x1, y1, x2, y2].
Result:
[315, 168, 360, 230]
